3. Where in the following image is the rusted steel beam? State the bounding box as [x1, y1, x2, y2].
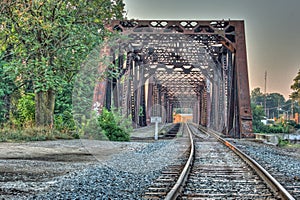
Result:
[232, 21, 253, 137]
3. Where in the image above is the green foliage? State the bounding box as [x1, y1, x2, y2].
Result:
[71, 41, 131, 140]
[252, 120, 294, 134]
[111, 107, 133, 135]
[256, 124, 285, 133]
[79, 113, 107, 140]
[267, 93, 286, 118]
[54, 110, 75, 133]
[16, 93, 35, 127]
[0, 56, 15, 125]
[0, 0, 125, 91]
[290, 69, 300, 101]
[0, 0, 125, 127]
[72, 35, 127, 127]
[251, 103, 265, 132]
[278, 138, 290, 147]
[72, 46, 105, 125]
[98, 108, 131, 141]
[251, 87, 264, 105]
[251, 87, 285, 119]
[251, 103, 291, 133]
[54, 81, 75, 133]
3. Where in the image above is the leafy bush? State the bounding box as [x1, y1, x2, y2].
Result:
[271, 126, 285, 133]
[15, 93, 35, 127]
[54, 110, 76, 133]
[253, 121, 285, 133]
[98, 108, 131, 141]
[278, 138, 290, 147]
[81, 113, 107, 140]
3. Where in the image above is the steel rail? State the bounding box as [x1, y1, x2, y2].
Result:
[164, 123, 195, 200]
[197, 125, 295, 200]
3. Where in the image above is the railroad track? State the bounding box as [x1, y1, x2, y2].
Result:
[163, 123, 182, 139]
[142, 124, 191, 199]
[258, 162, 300, 199]
[131, 123, 182, 142]
[234, 141, 300, 199]
[142, 123, 295, 200]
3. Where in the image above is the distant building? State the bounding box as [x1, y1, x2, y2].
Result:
[173, 114, 193, 123]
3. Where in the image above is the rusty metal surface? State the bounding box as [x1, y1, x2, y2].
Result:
[233, 21, 253, 137]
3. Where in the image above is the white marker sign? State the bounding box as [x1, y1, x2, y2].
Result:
[151, 117, 162, 123]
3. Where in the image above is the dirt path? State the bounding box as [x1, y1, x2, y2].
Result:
[0, 139, 134, 161]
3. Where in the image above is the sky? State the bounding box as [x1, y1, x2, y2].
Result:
[123, 0, 300, 100]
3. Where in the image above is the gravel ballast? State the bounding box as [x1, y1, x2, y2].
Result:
[0, 139, 187, 199]
[232, 139, 300, 198]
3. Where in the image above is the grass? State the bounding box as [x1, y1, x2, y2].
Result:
[0, 127, 73, 142]
[281, 143, 300, 148]
[293, 144, 300, 148]
[277, 138, 290, 147]
[277, 137, 300, 148]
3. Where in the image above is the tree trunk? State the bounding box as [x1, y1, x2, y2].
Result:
[35, 89, 55, 128]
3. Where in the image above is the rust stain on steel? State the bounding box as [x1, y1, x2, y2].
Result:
[233, 21, 253, 137]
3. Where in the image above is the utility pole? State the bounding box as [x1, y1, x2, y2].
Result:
[277, 99, 280, 119]
[264, 71, 267, 118]
[291, 101, 294, 120]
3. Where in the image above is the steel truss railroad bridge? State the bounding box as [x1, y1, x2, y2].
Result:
[92, 20, 253, 138]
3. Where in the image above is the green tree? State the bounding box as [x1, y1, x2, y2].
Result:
[251, 87, 264, 105]
[251, 103, 265, 132]
[290, 69, 300, 102]
[266, 93, 285, 119]
[251, 88, 285, 119]
[0, 0, 124, 127]
[279, 99, 300, 121]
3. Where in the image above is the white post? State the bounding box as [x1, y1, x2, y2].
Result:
[155, 121, 158, 140]
[151, 116, 161, 141]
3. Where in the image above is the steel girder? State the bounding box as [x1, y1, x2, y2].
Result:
[94, 20, 253, 138]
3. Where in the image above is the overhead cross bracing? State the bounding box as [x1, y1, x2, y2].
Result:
[93, 20, 253, 138]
